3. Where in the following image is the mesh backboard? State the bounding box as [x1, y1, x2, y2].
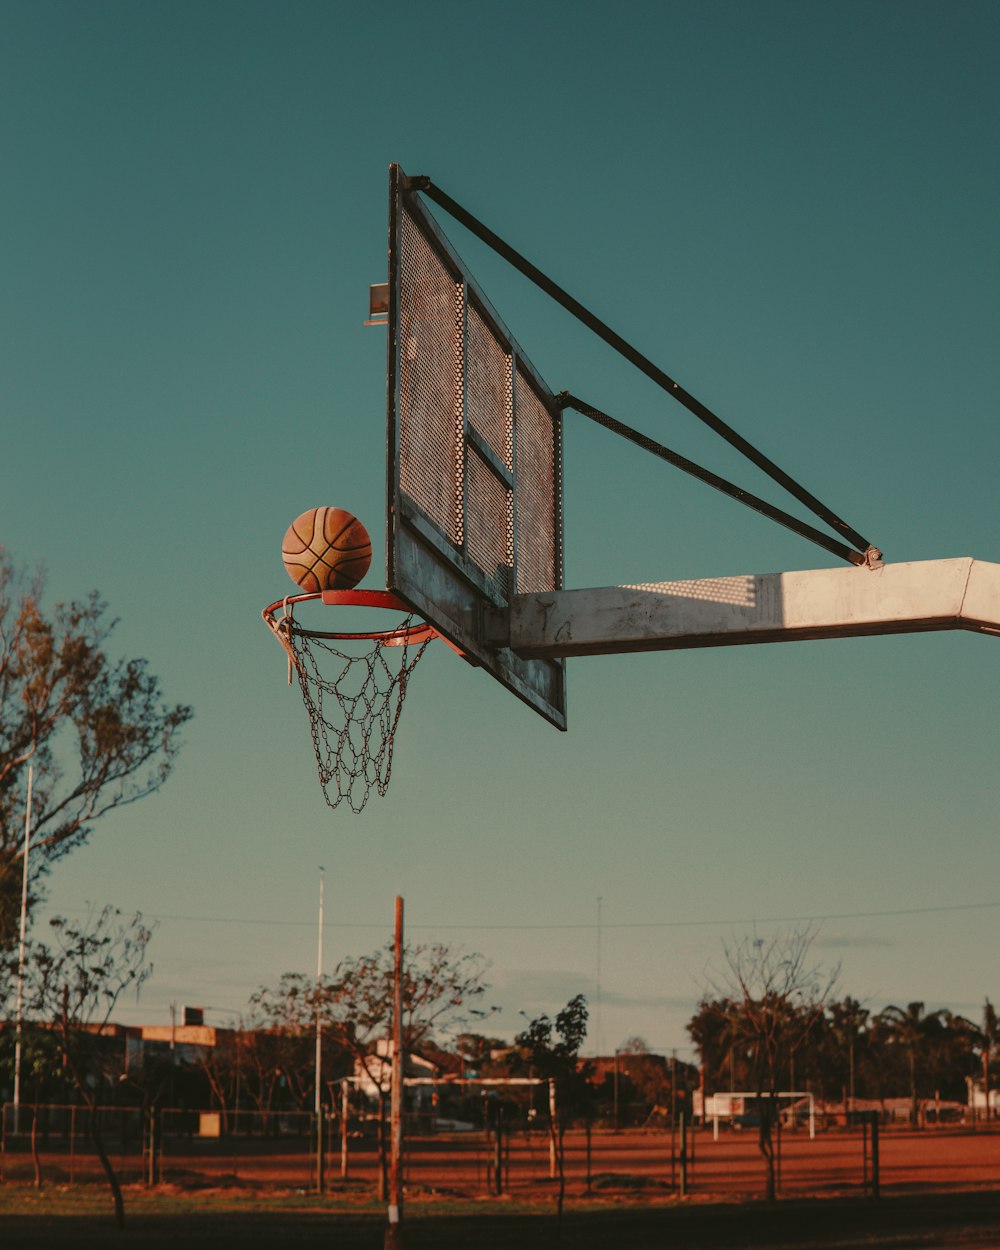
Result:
[386, 165, 566, 729]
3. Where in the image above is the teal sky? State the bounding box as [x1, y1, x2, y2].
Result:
[4, 0, 998, 1058]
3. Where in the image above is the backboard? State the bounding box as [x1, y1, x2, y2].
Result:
[385, 165, 567, 729]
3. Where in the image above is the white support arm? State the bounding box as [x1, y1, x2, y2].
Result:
[505, 558, 1000, 659]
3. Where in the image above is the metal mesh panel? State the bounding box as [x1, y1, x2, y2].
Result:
[398, 205, 463, 544]
[514, 370, 560, 594]
[466, 304, 511, 467]
[465, 447, 511, 598]
[388, 168, 565, 730]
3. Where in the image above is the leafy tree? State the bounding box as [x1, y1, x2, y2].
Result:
[875, 1002, 946, 1127]
[0, 1022, 67, 1187]
[28, 906, 153, 1228]
[937, 1012, 981, 1107]
[454, 1032, 510, 1075]
[688, 997, 747, 1096]
[604, 1036, 672, 1126]
[979, 999, 999, 1121]
[0, 553, 192, 945]
[705, 930, 837, 1202]
[509, 994, 590, 1220]
[825, 997, 870, 1109]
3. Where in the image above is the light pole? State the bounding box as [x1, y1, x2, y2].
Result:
[13, 763, 33, 1130]
[595, 897, 603, 1058]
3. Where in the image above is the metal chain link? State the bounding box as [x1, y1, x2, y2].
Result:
[289, 620, 431, 813]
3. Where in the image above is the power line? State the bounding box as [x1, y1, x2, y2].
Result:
[54, 897, 1000, 933]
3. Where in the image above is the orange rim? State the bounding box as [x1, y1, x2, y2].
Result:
[261, 589, 439, 647]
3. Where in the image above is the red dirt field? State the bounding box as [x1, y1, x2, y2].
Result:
[7, 1122, 1000, 1199]
[5, 1129, 1000, 1250]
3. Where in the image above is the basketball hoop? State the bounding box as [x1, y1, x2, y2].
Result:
[262, 590, 438, 813]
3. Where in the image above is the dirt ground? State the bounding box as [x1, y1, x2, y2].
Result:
[147, 1123, 1000, 1198]
[5, 1125, 1000, 1248]
[4, 1190, 1000, 1250]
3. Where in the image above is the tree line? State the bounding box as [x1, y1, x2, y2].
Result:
[689, 931, 996, 1123]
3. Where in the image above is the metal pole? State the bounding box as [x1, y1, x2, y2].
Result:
[671, 1050, 677, 1125]
[341, 1079, 350, 1179]
[315, 867, 325, 1194]
[13, 764, 33, 1128]
[495, 1104, 504, 1196]
[385, 896, 404, 1249]
[679, 1110, 687, 1198]
[595, 897, 602, 1058]
[870, 1112, 880, 1200]
[548, 1079, 557, 1179]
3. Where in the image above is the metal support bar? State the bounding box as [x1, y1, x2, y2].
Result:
[410, 174, 873, 555]
[561, 393, 868, 566]
[503, 558, 1000, 659]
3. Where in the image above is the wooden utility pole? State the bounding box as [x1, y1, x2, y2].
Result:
[385, 896, 404, 1249]
[315, 867, 325, 1193]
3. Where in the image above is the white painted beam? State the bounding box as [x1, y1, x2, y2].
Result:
[505, 558, 1000, 659]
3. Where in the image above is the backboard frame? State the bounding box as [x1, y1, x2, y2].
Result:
[386, 164, 567, 729]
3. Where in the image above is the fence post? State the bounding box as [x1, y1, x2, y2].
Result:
[146, 1106, 156, 1186]
[341, 1081, 350, 1179]
[548, 1080, 557, 1180]
[495, 1104, 505, 1196]
[679, 1111, 687, 1198]
[870, 1112, 880, 1200]
[315, 1110, 325, 1194]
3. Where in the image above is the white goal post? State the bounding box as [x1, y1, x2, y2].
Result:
[499, 557, 1000, 658]
[698, 1089, 817, 1140]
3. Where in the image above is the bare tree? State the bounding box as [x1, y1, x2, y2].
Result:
[29, 906, 153, 1228]
[0, 553, 192, 944]
[706, 929, 838, 1202]
[327, 942, 493, 1198]
[192, 1026, 241, 1132]
[234, 973, 351, 1128]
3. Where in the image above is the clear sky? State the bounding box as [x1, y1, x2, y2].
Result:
[4, 0, 998, 1060]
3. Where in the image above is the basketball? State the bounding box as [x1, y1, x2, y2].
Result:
[282, 507, 372, 592]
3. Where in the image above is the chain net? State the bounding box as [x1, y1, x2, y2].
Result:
[283, 619, 431, 814]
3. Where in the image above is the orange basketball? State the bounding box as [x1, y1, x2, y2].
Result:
[282, 507, 372, 592]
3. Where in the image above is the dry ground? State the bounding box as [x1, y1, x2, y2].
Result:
[4, 1187, 1000, 1249]
[4, 1126, 1000, 1248]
